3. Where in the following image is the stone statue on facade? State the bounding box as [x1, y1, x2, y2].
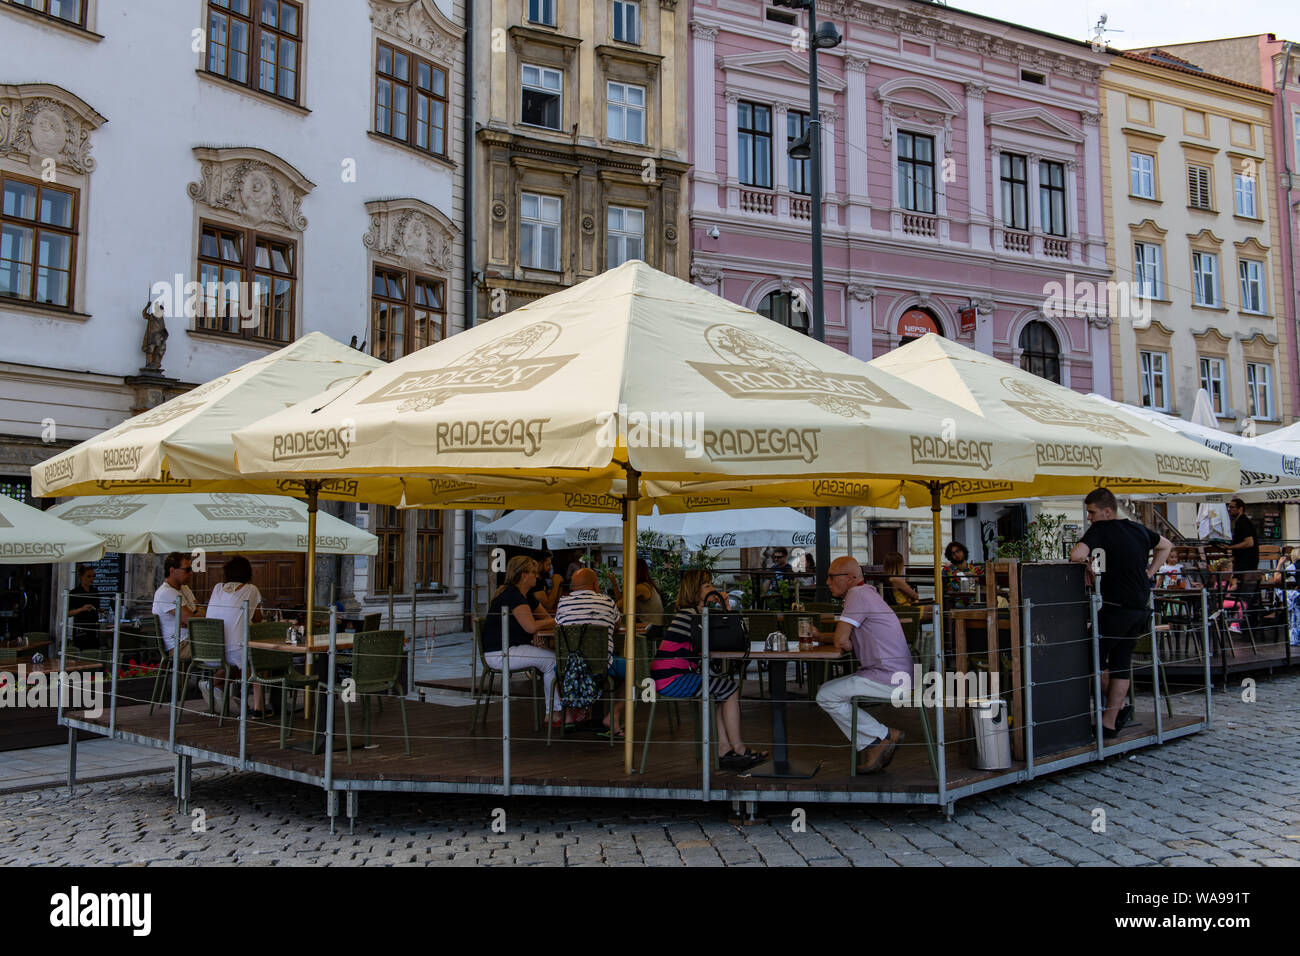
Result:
[140, 299, 168, 372]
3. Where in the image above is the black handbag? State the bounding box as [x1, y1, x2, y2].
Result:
[694, 592, 749, 653]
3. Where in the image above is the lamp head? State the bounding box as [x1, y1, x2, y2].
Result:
[813, 21, 843, 48]
[788, 129, 812, 160]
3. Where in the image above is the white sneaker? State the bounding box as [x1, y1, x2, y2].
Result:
[198, 679, 211, 696]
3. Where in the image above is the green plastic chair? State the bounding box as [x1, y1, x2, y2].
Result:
[547, 622, 613, 745]
[469, 618, 542, 735]
[246, 621, 317, 748]
[318, 629, 409, 763]
[178, 618, 233, 725]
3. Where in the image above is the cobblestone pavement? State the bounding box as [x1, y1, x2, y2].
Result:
[1, 672, 1296, 866]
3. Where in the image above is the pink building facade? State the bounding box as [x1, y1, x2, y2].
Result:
[687, 0, 1113, 393]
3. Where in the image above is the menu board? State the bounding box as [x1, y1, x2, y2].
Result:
[1261, 511, 1283, 540]
[87, 553, 126, 613]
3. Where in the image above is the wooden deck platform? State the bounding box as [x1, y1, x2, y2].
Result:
[63, 688, 1206, 809]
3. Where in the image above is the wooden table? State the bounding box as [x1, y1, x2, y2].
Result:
[247, 634, 356, 655]
[711, 643, 845, 778]
[949, 608, 1023, 760]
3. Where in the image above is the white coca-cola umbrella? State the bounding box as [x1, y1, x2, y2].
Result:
[651, 508, 836, 551]
[560, 507, 833, 551]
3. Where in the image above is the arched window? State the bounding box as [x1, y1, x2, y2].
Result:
[1019, 321, 1061, 384]
[757, 290, 810, 335]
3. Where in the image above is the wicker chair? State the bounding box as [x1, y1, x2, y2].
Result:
[246, 620, 317, 748]
[318, 630, 409, 763]
[470, 618, 542, 735]
[547, 622, 613, 745]
[178, 618, 232, 725]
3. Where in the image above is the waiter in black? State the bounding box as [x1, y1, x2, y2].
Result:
[1225, 497, 1258, 575]
[1069, 488, 1172, 739]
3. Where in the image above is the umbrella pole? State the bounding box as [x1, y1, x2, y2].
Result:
[622, 467, 641, 775]
[931, 481, 943, 620]
[304, 481, 320, 721]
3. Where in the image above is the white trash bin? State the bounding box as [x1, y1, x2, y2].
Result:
[968, 698, 1011, 770]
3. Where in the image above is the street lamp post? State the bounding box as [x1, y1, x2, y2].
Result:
[779, 0, 841, 599]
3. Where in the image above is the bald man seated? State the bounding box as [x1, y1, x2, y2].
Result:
[554, 567, 622, 728]
[816, 556, 915, 773]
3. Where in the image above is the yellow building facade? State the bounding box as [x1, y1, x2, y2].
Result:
[1101, 51, 1291, 435]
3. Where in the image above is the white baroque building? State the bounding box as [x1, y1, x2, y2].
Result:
[0, 0, 471, 631]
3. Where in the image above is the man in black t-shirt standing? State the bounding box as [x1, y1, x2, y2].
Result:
[1225, 498, 1258, 574]
[1069, 487, 1172, 739]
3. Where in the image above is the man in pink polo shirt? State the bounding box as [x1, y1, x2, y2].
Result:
[816, 555, 914, 773]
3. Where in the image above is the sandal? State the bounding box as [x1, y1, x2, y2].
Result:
[740, 748, 769, 764]
[597, 729, 625, 740]
[719, 750, 754, 771]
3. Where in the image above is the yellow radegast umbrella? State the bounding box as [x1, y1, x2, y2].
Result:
[232, 262, 1038, 487]
[48, 493, 378, 556]
[30, 332, 404, 505]
[866, 334, 1239, 506]
[232, 261, 1041, 772]
[0, 494, 104, 564]
[30, 333, 402, 705]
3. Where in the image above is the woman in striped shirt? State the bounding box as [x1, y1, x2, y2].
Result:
[651, 569, 766, 772]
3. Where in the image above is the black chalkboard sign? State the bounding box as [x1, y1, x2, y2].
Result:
[1262, 511, 1283, 540]
[87, 553, 126, 612]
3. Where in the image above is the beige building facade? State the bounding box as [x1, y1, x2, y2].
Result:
[1101, 51, 1291, 435]
[473, 0, 690, 317]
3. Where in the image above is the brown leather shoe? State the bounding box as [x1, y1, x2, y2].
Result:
[857, 728, 904, 774]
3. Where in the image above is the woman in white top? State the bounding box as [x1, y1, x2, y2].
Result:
[206, 555, 267, 716]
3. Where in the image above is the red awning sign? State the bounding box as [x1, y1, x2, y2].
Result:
[898, 309, 939, 339]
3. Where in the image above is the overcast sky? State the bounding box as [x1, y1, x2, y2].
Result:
[950, 0, 1299, 51]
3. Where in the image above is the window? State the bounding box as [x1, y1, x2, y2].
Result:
[521, 64, 562, 130]
[0, 174, 77, 309]
[1039, 161, 1067, 237]
[1233, 171, 1257, 217]
[1139, 350, 1170, 411]
[5, 0, 86, 27]
[520, 193, 561, 271]
[999, 153, 1028, 230]
[787, 110, 810, 195]
[196, 221, 296, 341]
[757, 290, 809, 335]
[737, 102, 772, 189]
[606, 206, 643, 268]
[1192, 251, 1219, 306]
[1018, 321, 1060, 384]
[375, 42, 448, 156]
[205, 0, 302, 103]
[1130, 151, 1155, 199]
[1246, 364, 1273, 419]
[415, 510, 443, 590]
[606, 81, 645, 144]
[1134, 242, 1163, 299]
[528, 0, 555, 27]
[612, 0, 638, 43]
[372, 506, 404, 594]
[1239, 259, 1266, 313]
[1020, 70, 1046, 85]
[1199, 357, 1226, 416]
[1187, 164, 1212, 209]
[897, 131, 936, 213]
[1294, 113, 1300, 180]
[370, 267, 445, 361]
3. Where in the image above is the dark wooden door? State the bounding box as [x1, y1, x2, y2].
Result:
[191, 553, 305, 613]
